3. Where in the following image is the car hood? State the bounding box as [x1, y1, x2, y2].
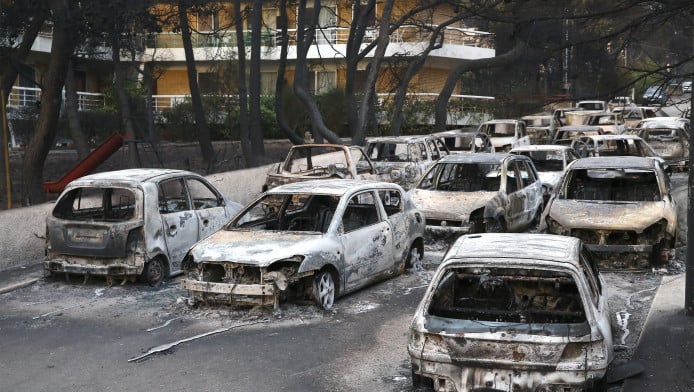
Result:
[410, 189, 494, 220]
[188, 229, 322, 267]
[549, 199, 667, 231]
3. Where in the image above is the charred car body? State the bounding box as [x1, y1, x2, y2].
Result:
[632, 117, 690, 171]
[365, 135, 450, 190]
[433, 130, 495, 154]
[409, 153, 544, 241]
[476, 119, 530, 152]
[543, 157, 677, 269]
[263, 144, 384, 191]
[180, 179, 425, 310]
[409, 233, 613, 392]
[510, 144, 580, 204]
[45, 169, 243, 285]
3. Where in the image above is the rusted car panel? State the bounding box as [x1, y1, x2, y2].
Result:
[409, 234, 613, 391]
[45, 169, 242, 285]
[409, 154, 544, 241]
[181, 179, 425, 310]
[543, 157, 677, 269]
[263, 144, 386, 191]
[366, 135, 450, 190]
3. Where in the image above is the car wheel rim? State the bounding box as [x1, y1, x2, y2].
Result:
[316, 273, 334, 309]
[147, 260, 164, 285]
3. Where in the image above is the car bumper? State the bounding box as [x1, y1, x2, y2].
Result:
[44, 259, 140, 277]
[181, 279, 277, 305]
[424, 225, 474, 241]
[585, 244, 655, 269]
[409, 348, 607, 392]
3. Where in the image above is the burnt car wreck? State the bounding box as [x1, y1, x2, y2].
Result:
[44, 169, 242, 286]
[181, 179, 425, 310]
[543, 157, 678, 269]
[409, 234, 613, 392]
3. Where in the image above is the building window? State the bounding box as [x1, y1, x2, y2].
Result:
[310, 70, 336, 94]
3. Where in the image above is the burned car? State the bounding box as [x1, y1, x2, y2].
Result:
[510, 144, 580, 204]
[180, 179, 425, 310]
[263, 144, 384, 191]
[409, 153, 543, 240]
[551, 125, 604, 146]
[476, 119, 530, 152]
[633, 117, 690, 171]
[584, 111, 627, 134]
[365, 135, 450, 190]
[543, 157, 677, 269]
[45, 169, 243, 285]
[409, 233, 613, 392]
[433, 130, 495, 154]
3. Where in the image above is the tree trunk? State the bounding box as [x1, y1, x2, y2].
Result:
[178, 0, 215, 171]
[274, 0, 304, 145]
[293, 0, 342, 144]
[233, 0, 255, 168]
[248, 0, 265, 159]
[64, 60, 90, 159]
[111, 30, 142, 168]
[20, 0, 77, 205]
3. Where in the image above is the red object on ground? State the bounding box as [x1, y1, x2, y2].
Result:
[42, 132, 124, 194]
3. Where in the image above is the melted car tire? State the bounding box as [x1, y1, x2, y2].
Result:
[139, 258, 167, 286]
[312, 271, 335, 310]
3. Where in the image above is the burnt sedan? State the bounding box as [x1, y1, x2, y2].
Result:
[542, 157, 677, 269]
[408, 233, 613, 392]
[45, 169, 243, 285]
[409, 153, 544, 240]
[180, 179, 425, 310]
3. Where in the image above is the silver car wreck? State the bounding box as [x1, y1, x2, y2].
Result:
[262, 143, 384, 191]
[180, 179, 425, 310]
[409, 153, 544, 240]
[45, 169, 243, 285]
[365, 135, 450, 190]
[510, 144, 580, 204]
[409, 233, 613, 392]
[543, 157, 678, 269]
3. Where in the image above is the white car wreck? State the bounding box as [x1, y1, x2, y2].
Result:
[408, 233, 613, 392]
[510, 145, 581, 203]
[409, 153, 544, 240]
[180, 179, 425, 310]
[543, 157, 678, 269]
[45, 169, 243, 285]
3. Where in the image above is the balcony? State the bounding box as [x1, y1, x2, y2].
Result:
[144, 25, 495, 62]
[7, 86, 106, 110]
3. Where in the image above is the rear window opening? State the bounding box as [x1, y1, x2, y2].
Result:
[563, 168, 661, 202]
[428, 267, 587, 324]
[53, 187, 137, 222]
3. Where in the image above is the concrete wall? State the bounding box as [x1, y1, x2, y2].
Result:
[0, 164, 274, 272]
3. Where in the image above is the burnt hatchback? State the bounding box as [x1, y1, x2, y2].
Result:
[45, 169, 242, 285]
[408, 233, 613, 392]
[180, 179, 425, 310]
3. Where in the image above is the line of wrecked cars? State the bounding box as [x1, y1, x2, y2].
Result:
[41, 125, 682, 391]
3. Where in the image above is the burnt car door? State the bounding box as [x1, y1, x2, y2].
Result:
[158, 178, 199, 268]
[516, 159, 543, 226]
[340, 190, 394, 291]
[186, 177, 231, 241]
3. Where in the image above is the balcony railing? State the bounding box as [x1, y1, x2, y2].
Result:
[7, 86, 106, 111]
[148, 24, 494, 50]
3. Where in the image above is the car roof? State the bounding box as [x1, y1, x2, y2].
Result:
[510, 144, 573, 153]
[558, 125, 603, 131]
[582, 134, 644, 141]
[366, 135, 434, 143]
[266, 179, 401, 196]
[289, 143, 347, 149]
[437, 152, 508, 164]
[481, 119, 521, 124]
[570, 156, 659, 170]
[68, 168, 195, 185]
[443, 233, 582, 267]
